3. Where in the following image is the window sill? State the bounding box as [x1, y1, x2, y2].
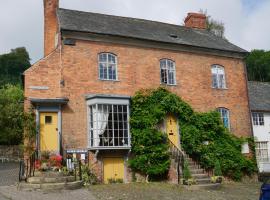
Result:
[160, 83, 177, 86]
[211, 87, 228, 90]
[98, 79, 120, 82]
[88, 146, 131, 150]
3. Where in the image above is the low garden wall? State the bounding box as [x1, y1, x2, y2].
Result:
[0, 145, 22, 161]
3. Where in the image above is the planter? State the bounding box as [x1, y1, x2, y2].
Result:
[211, 176, 223, 183]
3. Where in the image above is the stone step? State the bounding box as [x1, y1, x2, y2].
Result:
[27, 176, 75, 184]
[190, 169, 204, 174]
[192, 173, 209, 179]
[184, 183, 221, 190]
[18, 180, 83, 191]
[195, 178, 212, 184]
[34, 171, 65, 177]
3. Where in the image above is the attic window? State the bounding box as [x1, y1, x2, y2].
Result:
[169, 34, 178, 39]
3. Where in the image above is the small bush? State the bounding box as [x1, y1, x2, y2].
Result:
[183, 160, 191, 180]
[81, 165, 98, 185]
[214, 160, 222, 176]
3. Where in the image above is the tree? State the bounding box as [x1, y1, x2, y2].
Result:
[0, 84, 24, 145]
[200, 10, 225, 39]
[246, 49, 270, 82]
[0, 47, 31, 86]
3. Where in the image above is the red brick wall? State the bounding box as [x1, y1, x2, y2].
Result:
[25, 39, 251, 148]
[43, 0, 59, 56]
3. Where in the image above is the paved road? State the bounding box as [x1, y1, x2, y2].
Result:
[0, 162, 19, 186]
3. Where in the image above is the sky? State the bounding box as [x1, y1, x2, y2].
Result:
[0, 0, 270, 63]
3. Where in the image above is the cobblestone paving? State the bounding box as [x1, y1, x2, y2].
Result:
[0, 162, 19, 186]
[0, 186, 97, 200]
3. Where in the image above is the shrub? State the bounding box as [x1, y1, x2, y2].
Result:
[81, 165, 98, 185]
[183, 160, 191, 180]
[214, 160, 222, 176]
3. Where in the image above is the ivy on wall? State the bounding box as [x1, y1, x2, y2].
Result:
[129, 87, 257, 181]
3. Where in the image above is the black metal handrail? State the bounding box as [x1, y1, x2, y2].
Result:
[19, 151, 37, 182]
[168, 140, 185, 184]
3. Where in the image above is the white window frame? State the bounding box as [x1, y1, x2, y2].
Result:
[252, 112, 264, 126]
[86, 97, 130, 149]
[98, 53, 118, 81]
[217, 107, 230, 130]
[160, 59, 176, 85]
[256, 141, 269, 162]
[211, 65, 226, 89]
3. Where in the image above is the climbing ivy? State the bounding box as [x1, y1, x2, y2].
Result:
[129, 87, 257, 181]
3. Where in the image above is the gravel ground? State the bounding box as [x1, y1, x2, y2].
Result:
[0, 182, 261, 200]
[89, 182, 261, 200]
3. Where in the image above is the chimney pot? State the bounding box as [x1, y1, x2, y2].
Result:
[184, 12, 207, 29]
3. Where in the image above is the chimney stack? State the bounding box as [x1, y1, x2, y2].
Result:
[44, 0, 59, 56]
[184, 13, 207, 29]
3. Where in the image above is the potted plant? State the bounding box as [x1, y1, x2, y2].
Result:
[211, 160, 223, 183]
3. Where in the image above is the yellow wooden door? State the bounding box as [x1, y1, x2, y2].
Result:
[40, 112, 58, 152]
[166, 114, 179, 148]
[103, 157, 124, 184]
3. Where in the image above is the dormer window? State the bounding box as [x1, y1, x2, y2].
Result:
[98, 53, 118, 81]
[211, 65, 226, 89]
[160, 59, 176, 85]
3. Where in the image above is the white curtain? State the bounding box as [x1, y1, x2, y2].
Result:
[92, 105, 109, 147]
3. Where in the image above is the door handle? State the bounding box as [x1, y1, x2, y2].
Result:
[56, 128, 58, 131]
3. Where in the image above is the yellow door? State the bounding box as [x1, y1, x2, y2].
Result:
[166, 114, 179, 148]
[103, 157, 124, 184]
[40, 112, 58, 152]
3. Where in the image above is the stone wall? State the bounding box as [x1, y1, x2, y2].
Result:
[0, 145, 23, 161]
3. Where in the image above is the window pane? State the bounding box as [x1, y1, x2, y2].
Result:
[161, 69, 167, 83]
[99, 54, 107, 62]
[212, 74, 218, 88]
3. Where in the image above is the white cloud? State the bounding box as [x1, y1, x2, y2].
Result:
[0, 0, 269, 63]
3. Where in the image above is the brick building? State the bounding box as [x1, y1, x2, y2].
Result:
[24, 0, 252, 183]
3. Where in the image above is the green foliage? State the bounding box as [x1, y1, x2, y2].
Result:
[130, 87, 257, 181]
[183, 160, 191, 180]
[200, 9, 225, 38]
[181, 111, 257, 181]
[81, 165, 98, 185]
[214, 160, 222, 176]
[246, 49, 270, 82]
[0, 84, 24, 145]
[0, 47, 31, 86]
[129, 88, 193, 179]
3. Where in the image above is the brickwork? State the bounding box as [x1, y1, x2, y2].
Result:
[184, 13, 207, 29]
[43, 0, 59, 56]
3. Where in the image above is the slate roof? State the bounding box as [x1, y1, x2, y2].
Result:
[57, 8, 247, 54]
[248, 81, 270, 111]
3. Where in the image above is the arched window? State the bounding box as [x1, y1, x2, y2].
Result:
[160, 59, 176, 85]
[217, 107, 230, 130]
[98, 53, 117, 80]
[211, 65, 226, 89]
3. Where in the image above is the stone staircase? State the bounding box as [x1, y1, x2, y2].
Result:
[18, 171, 82, 191]
[168, 141, 220, 189]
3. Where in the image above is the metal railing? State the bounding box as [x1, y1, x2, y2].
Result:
[168, 140, 185, 184]
[19, 151, 37, 182]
